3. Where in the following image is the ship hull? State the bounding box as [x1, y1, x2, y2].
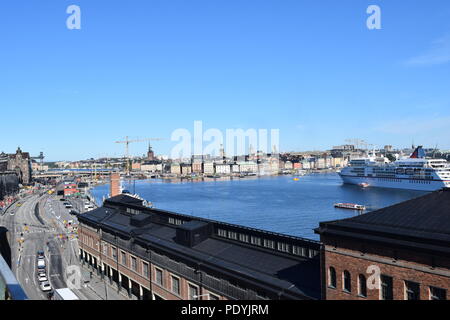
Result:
[339, 174, 447, 192]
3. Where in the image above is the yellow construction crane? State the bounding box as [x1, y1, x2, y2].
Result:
[115, 136, 165, 159]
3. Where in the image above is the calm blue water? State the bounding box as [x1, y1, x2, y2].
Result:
[91, 173, 427, 240]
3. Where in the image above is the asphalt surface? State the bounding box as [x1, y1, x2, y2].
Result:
[0, 192, 114, 300]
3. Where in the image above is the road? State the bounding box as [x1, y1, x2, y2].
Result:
[0, 192, 110, 300]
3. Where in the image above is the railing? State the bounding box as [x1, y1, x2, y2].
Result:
[0, 254, 27, 300]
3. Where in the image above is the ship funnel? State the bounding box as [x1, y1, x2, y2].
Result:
[410, 146, 426, 159]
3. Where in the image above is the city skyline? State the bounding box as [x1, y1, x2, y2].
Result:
[1, 1, 450, 161]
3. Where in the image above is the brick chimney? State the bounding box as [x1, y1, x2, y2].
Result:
[110, 172, 121, 197]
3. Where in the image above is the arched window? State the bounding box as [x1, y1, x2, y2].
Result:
[328, 267, 336, 288]
[358, 274, 367, 297]
[343, 270, 351, 292]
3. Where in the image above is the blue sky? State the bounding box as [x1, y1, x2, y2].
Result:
[1, 0, 450, 161]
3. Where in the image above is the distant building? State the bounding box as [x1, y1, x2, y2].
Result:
[215, 163, 231, 175]
[238, 162, 257, 174]
[0, 147, 32, 184]
[315, 188, 450, 300]
[147, 144, 155, 161]
[131, 162, 141, 171]
[141, 161, 163, 172]
[203, 162, 215, 175]
[170, 163, 181, 175]
[181, 163, 192, 176]
[191, 162, 203, 174]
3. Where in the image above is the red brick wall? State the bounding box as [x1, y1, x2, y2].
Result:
[321, 234, 450, 300]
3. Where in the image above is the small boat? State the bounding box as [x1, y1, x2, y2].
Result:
[358, 183, 370, 188]
[293, 177, 300, 181]
[334, 203, 366, 211]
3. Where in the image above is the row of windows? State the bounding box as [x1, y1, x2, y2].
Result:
[217, 229, 317, 257]
[126, 208, 141, 215]
[409, 180, 431, 184]
[168, 217, 183, 225]
[328, 267, 447, 300]
[98, 241, 220, 300]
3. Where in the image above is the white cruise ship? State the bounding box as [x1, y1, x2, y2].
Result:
[339, 146, 450, 191]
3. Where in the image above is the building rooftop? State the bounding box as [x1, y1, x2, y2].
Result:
[315, 188, 450, 255]
[79, 194, 321, 299]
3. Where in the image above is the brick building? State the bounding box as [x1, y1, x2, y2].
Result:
[78, 194, 321, 300]
[315, 188, 450, 300]
[0, 147, 32, 185]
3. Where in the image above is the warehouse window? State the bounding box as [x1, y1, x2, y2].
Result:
[380, 275, 393, 300]
[358, 274, 367, 297]
[239, 234, 249, 243]
[171, 275, 180, 295]
[405, 281, 420, 300]
[142, 262, 149, 279]
[251, 236, 261, 246]
[188, 283, 199, 300]
[218, 229, 227, 237]
[277, 242, 289, 253]
[343, 270, 351, 293]
[130, 256, 137, 271]
[121, 251, 127, 266]
[328, 267, 336, 288]
[430, 286, 446, 300]
[155, 268, 163, 286]
[263, 239, 275, 249]
[111, 247, 117, 260]
[228, 231, 238, 240]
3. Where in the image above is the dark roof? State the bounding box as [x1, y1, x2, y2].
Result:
[315, 188, 450, 255]
[79, 201, 321, 299]
[105, 194, 144, 206]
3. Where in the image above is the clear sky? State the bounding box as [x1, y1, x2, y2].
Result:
[1, 1, 450, 161]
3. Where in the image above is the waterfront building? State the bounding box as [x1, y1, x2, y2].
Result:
[215, 163, 231, 175]
[131, 162, 141, 171]
[238, 161, 257, 174]
[191, 162, 203, 174]
[285, 161, 293, 170]
[294, 162, 302, 170]
[77, 194, 322, 300]
[203, 162, 215, 175]
[315, 188, 450, 300]
[181, 163, 192, 176]
[231, 164, 240, 174]
[141, 161, 163, 173]
[170, 163, 181, 175]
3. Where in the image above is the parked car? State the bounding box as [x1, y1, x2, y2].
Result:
[69, 210, 79, 216]
[40, 281, 52, 292]
[38, 273, 48, 282]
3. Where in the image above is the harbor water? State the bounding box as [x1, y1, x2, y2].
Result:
[91, 173, 427, 240]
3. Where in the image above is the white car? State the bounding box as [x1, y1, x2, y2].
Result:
[40, 281, 52, 292]
[38, 273, 48, 282]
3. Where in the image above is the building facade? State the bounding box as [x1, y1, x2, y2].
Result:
[78, 194, 322, 300]
[0, 148, 32, 185]
[315, 188, 450, 300]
